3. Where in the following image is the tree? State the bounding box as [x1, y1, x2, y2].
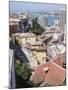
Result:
[15, 63, 31, 80]
[15, 62, 33, 88]
[15, 62, 36, 88]
[29, 18, 45, 35]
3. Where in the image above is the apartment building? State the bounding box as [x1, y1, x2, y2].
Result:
[26, 43, 47, 64]
[37, 15, 48, 28]
[13, 33, 37, 47]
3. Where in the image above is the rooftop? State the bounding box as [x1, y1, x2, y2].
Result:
[18, 32, 36, 38]
[30, 58, 65, 86]
[9, 18, 21, 25]
[26, 44, 47, 51]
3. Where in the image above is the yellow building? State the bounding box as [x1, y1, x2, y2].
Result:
[27, 44, 47, 64]
[32, 49, 46, 64]
[14, 33, 36, 48]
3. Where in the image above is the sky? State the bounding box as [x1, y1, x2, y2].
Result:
[9, 1, 66, 13]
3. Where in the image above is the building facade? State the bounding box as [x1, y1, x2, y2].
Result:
[59, 9, 66, 32]
[37, 15, 48, 28]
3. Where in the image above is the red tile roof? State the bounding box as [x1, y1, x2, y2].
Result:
[31, 57, 65, 86]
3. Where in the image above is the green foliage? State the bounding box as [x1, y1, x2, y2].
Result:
[29, 18, 45, 35]
[15, 63, 37, 88]
[15, 63, 31, 80]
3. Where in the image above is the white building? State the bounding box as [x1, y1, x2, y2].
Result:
[37, 15, 48, 28]
[54, 19, 59, 26]
[28, 15, 33, 27]
[59, 9, 66, 32]
[18, 12, 27, 19]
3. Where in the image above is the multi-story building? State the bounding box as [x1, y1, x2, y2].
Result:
[59, 9, 66, 32]
[18, 19, 29, 32]
[9, 18, 21, 36]
[18, 12, 32, 32]
[37, 15, 48, 28]
[54, 19, 59, 26]
[13, 33, 37, 48]
[26, 43, 47, 64]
